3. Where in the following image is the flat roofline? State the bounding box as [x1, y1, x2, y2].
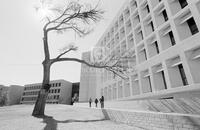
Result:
[95, 0, 129, 46]
[24, 79, 72, 86]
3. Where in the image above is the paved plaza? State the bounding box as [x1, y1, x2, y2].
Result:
[0, 104, 144, 130]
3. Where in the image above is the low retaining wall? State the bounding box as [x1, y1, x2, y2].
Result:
[101, 108, 200, 130]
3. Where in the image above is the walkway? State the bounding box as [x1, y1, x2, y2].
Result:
[0, 104, 144, 130]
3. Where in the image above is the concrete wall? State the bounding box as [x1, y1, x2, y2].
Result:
[88, 69, 97, 100]
[79, 52, 90, 102]
[60, 80, 72, 104]
[74, 101, 200, 130]
[79, 51, 99, 102]
[102, 108, 200, 130]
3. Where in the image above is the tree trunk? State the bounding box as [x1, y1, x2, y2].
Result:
[32, 62, 51, 116]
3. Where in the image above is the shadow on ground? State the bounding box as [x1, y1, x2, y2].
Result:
[34, 115, 106, 130]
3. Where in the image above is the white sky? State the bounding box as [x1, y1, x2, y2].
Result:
[0, 0, 126, 86]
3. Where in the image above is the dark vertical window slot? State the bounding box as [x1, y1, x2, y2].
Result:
[155, 41, 159, 53]
[161, 71, 167, 89]
[178, 64, 188, 86]
[148, 76, 152, 92]
[144, 49, 147, 60]
[150, 21, 154, 31]
[137, 15, 140, 22]
[147, 5, 150, 13]
[169, 31, 176, 46]
[162, 10, 168, 21]
[141, 31, 144, 39]
[187, 18, 199, 35]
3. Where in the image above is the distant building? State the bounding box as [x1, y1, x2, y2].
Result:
[0, 85, 23, 105]
[79, 52, 98, 102]
[20, 80, 72, 104]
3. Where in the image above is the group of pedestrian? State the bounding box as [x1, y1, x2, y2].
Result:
[89, 96, 104, 108]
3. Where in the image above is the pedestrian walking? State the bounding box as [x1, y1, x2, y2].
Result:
[95, 98, 98, 107]
[99, 96, 104, 108]
[89, 97, 92, 107]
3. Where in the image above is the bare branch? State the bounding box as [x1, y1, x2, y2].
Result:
[51, 57, 129, 79]
[43, 5, 73, 31]
[56, 46, 78, 59]
[43, 1, 103, 34]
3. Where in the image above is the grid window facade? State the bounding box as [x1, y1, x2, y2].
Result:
[20, 81, 70, 104]
[90, 0, 200, 101]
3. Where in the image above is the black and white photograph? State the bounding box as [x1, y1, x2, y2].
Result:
[0, 0, 200, 130]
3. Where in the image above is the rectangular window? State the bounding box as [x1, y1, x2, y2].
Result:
[144, 49, 147, 60]
[178, 64, 188, 86]
[178, 0, 188, 8]
[162, 10, 168, 21]
[169, 31, 176, 46]
[147, 76, 152, 92]
[141, 31, 144, 40]
[155, 41, 159, 53]
[147, 5, 150, 13]
[150, 21, 154, 32]
[56, 95, 59, 99]
[161, 71, 167, 89]
[137, 15, 140, 22]
[187, 18, 199, 35]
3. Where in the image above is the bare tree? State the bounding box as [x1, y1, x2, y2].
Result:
[32, 1, 132, 116]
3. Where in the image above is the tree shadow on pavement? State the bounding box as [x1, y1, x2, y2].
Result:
[34, 115, 106, 130]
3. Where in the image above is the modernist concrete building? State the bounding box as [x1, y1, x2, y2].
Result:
[79, 52, 98, 102]
[79, 0, 200, 113]
[20, 80, 72, 104]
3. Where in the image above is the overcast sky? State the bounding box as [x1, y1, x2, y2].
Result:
[0, 0, 126, 86]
